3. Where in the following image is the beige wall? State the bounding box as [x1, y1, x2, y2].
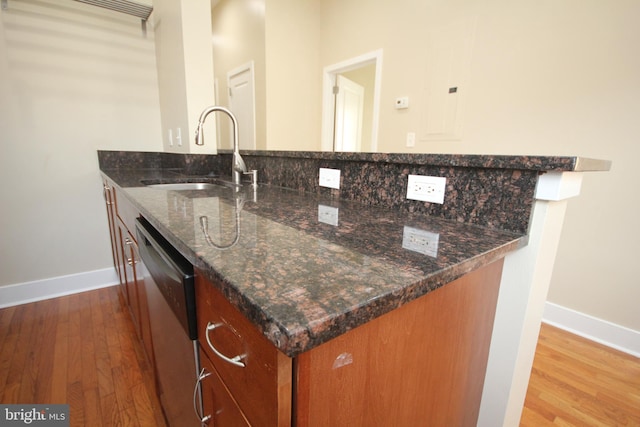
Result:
[265, 0, 322, 151]
[212, 0, 266, 150]
[210, 0, 323, 151]
[466, 0, 640, 332]
[318, 0, 640, 331]
[154, 0, 216, 154]
[0, 1, 162, 286]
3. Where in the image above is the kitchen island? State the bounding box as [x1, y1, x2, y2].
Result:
[99, 150, 609, 426]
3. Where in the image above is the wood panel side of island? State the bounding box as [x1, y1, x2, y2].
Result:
[294, 259, 504, 427]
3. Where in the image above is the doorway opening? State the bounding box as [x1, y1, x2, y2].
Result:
[321, 49, 383, 152]
[227, 61, 257, 150]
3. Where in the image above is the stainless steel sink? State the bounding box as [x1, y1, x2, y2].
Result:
[146, 182, 225, 191]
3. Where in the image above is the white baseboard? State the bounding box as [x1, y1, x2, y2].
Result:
[543, 301, 640, 358]
[0, 268, 119, 309]
[2, 274, 637, 358]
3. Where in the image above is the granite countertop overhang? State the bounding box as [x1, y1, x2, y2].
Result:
[98, 150, 610, 357]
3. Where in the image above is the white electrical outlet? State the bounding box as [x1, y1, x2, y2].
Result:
[318, 204, 339, 226]
[402, 226, 439, 257]
[319, 168, 341, 189]
[407, 174, 446, 204]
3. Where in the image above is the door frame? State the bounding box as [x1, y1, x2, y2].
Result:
[321, 49, 383, 152]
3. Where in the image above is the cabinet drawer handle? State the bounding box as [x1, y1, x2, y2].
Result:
[124, 238, 136, 266]
[103, 185, 113, 205]
[194, 368, 212, 425]
[205, 322, 246, 368]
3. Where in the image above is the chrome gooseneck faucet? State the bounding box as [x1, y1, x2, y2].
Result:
[195, 106, 247, 186]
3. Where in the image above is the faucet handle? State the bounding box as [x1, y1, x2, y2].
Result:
[243, 170, 258, 188]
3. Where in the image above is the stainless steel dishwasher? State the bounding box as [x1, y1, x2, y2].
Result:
[135, 217, 201, 427]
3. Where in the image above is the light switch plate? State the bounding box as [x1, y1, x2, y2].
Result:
[175, 127, 182, 146]
[319, 168, 341, 189]
[406, 132, 416, 147]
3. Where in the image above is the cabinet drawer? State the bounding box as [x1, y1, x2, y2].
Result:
[199, 349, 251, 427]
[195, 274, 292, 426]
[115, 187, 139, 239]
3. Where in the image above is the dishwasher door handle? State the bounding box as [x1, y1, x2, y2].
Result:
[205, 322, 246, 368]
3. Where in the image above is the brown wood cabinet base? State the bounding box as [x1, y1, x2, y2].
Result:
[102, 176, 154, 369]
[196, 259, 503, 427]
[295, 259, 503, 426]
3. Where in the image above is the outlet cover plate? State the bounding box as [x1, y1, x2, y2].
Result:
[319, 168, 341, 189]
[407, 175, 446, 204]
[318, 204, 339, 226]
[402, 226, 439, 257]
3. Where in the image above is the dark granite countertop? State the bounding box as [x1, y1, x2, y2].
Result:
[242, 150, 612, 172]
[102, 167, 525, 357]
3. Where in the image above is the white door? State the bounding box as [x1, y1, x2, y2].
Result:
[333, 75, 364, 152]
[227, 63, 256, 150]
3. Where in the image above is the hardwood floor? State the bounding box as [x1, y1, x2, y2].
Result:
[1, 286, 638, 426]
[0, 286, 167, 427]
[521, 323, 640, 426]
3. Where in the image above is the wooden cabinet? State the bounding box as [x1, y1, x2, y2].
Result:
[102, 179, 124, 290]
[196, 258, 504, 427]
[119, 223, 139, 330]
[196, 274, 292, 426]
[295, 259, 503, 427]
[102, 176, 154, 366]
[132, 241, 154, 367]
[120, 225, 150, 345]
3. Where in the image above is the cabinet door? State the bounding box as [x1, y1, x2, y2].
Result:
[135, 267, 154, 366]
[120, 223, 142, 338]
[199, 350, 251, 427]
[101, 178, 154, 367]
[103, 180, 123, 286]
[115, 222, 130, 304]
[125, 233, 153, 365]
